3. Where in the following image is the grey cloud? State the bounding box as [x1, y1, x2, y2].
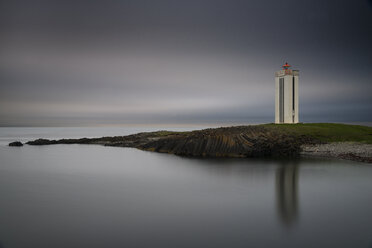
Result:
[0, 0, 371, 126]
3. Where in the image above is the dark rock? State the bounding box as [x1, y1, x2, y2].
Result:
[25, 126, 318, 158]
[26, 138, 58, 145]
[9, 141, 23, 147]
[338, 153, 372, 163]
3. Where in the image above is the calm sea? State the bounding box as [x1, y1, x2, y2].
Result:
[0, 127, 372, 248]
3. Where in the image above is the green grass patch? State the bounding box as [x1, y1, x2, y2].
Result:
[262, 123, 372, 143]
[151, 130, 186, 137]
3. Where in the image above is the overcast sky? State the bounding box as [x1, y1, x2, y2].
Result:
[1, 0, 372, 126]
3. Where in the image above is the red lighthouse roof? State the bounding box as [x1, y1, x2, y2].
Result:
[282, 62, 291, 70]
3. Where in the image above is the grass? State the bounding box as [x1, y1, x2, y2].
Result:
[263, 123, 372, 144]
[151, 130, 185, 136]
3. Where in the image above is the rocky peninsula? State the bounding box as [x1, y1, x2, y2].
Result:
[15, 123, 372, 163]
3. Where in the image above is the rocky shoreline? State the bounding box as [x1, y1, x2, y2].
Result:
[24, 126, 313, 157]
[301, 142, 372, 163]
[9, 125, 372, 163]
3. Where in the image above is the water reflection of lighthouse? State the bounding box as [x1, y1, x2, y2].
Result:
[276, 162, 299, 227]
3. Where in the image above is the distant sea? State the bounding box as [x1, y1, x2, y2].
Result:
[1, 126, 372, 248]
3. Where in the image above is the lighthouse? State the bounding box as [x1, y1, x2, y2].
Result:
[275, 63, 299, 124]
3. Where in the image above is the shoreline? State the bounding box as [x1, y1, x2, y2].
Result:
[301, 142, 372, 163]
[9, 123, 372, 164]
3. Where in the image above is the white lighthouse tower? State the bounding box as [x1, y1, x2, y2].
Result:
[275, 63, 299, 124]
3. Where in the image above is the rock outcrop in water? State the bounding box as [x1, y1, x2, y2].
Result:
[25, 126, 317, 157]
[8, 141, 23, 147]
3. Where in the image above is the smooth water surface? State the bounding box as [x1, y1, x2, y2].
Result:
[0, 127, 372, 248]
